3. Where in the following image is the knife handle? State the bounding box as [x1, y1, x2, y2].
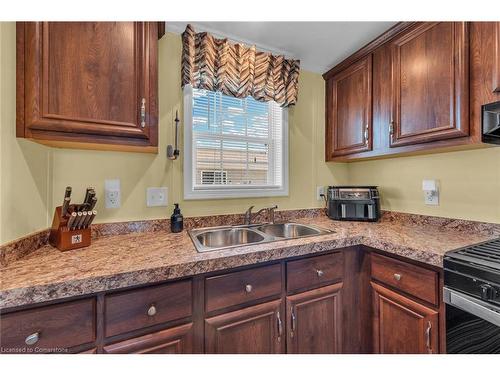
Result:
[82, 211, 93, 228]
[64, 186, 72, 199]
[89, 196, 98, 211]
[62, 197, 71, 217]
[87, 210, 97, 227]
[67, 212, 77, 230]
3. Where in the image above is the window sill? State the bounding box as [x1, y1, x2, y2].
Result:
[184, 187, 289, 200]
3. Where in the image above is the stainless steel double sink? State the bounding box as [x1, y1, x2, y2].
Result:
[189, 222, 332, 253]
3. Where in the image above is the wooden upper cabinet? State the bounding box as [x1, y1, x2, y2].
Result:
[371, 282, 439, 354]
[326, 55, 372, 158]
[16, 22, 160, 152]
[389, 22, 469, 147]
[494, 23, 500, 93]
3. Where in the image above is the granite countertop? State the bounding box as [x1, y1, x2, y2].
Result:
[1, 213, 498, 310]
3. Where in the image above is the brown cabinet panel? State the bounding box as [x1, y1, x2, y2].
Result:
[326, 55, 372, 158]
[390, 22, 469, 147]
[205, 263, 282, 313]
[286, 252, 344, 293]
[16, 22, 159, 151]
[371, 282, 439, 354]
[1, 298, 96, 353]
[286, 283, 342, 354]
[494, 23, 500, 93]
[105, 280, 192, 338]
[205, 299, 284, 354]
[371, 253, 439, 306]
[103, 323, 194, 354]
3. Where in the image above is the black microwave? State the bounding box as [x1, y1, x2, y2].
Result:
[482, 100, 500, 145]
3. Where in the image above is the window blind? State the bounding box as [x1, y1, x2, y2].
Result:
[191, 88, 284, 190]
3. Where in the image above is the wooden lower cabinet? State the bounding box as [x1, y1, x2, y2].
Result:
[103, 323, 194, 354]
[286, 283, 343, 354]
[371, 282, 439, 354]
[205, 299, 284, 354]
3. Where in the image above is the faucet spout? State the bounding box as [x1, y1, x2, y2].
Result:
[243, 205, 278, 225]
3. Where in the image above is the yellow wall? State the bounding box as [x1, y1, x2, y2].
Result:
[0, 23, 52, 244]
[1, 22, 499, 245]
[348, 148, 500, 224]
[0, 24, 347, 244]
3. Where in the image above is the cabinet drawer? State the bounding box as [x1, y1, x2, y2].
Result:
[287, 252, 344, 293]
[205, 263, 282, 313]
[105, 280, 192, 338]
[371, 253, 438, 305]
[1, 298, 95, 352]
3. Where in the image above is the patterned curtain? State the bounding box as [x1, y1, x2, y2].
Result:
[181, 24, 300, 107]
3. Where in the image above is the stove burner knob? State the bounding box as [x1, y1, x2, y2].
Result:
[480, 284, 493, 300]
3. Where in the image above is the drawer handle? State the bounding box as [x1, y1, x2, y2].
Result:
[425, 321, 432, 354]
[25, 332, 40, 346]
[140, 98, 146, 128]
[316, 269, 324, 277]
[245, 284, 253, 293]
[147, 304, 157, 317]
[393, 273, 402, 281]
[276, 311, 283, 342]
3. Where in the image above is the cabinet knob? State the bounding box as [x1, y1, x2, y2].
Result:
[245, 284, 253, 293]
[316, 269, 324, 277]
[25, 332, 40, 346]
[147, 304, 157, 317]
[393, 273, 402, 281]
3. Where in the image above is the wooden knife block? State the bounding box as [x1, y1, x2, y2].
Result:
[49, 206, 91, 252]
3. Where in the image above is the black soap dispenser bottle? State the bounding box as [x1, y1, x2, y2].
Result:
[170, 203, 183, 233]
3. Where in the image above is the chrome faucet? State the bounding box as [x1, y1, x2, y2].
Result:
[243, 205, 278, 225]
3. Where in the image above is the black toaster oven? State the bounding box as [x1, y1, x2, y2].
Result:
[327, 186, 380, 222]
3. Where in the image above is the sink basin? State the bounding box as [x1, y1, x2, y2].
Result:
[189, 222, 332, 253]
[195, 228, 265, 250]
[255, 223, 323, 238]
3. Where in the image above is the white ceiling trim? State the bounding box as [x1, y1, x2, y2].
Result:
[167, 22, 396, 73]
[167, 22, 297, 59]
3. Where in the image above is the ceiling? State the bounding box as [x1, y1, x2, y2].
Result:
[167, 22, 397, 74]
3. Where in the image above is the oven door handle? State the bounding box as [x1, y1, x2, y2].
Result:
[444, 287, 500, 327]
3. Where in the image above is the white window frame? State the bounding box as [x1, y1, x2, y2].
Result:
[183, 85, 289, 200]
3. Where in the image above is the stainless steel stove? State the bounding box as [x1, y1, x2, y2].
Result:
[444, 238, 500, 353]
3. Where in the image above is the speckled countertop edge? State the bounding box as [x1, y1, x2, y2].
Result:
[1, 212, 498, 310]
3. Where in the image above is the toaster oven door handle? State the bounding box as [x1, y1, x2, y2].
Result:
[443, 287, 500, 327]
[340, 204, 347, 218]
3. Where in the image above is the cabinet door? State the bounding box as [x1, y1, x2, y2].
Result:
[326, 55, 372, 158]
[371, 282, 439, 354]
[390, 22, 469, 147]
[286, 283, 342, 354]
[494, 22, 500, 93]
[205, 299, 284, 354]
[103, 323, 194, 354]
[17, 22, 158, 151]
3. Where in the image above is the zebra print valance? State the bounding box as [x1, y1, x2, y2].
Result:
[181, 24, 300, 107]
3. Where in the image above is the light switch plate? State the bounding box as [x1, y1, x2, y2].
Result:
[105, 179, 121, 209]
[147, 187, 168, 207]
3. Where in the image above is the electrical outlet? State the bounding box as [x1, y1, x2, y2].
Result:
[147, 187, 168, 207]
[422, 179, 439, 206]
[105, 179, 121, 209]
[424, 190, 439, 206]
[316, 186, 325, 201]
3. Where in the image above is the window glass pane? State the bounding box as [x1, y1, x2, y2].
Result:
[192, 88, 283, 189]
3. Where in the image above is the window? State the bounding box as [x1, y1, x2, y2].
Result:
[184, 85, 288, 199]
